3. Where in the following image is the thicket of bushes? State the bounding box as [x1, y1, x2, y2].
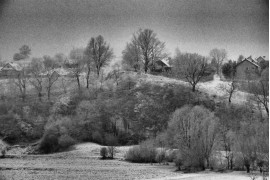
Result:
[125, 103, 269, 173]
[35, 75, 218, 153]
[1, 71, 268, 175]
[125, 140, 157, 163]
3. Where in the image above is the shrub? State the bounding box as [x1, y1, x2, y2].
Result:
[58, 134, 76, 150]
[181, 148, 205, 172]
[105, 135, 118, 159]
[174, 152, 183, 171]
[125, 140, 157, 163]
[155, 150, 166, 164]
[165, 149, 178, 162]
[107, 146, 118, 159]
[1, 148, 6, 158]
[100, 147, 108, 159]
[39, 126, 60, 153]
[92, 131, 104, 144]
[117, 132, 132, 145]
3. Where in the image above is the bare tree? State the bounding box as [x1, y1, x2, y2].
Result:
[106, 63, 122, 86]
[29, 58, 44, 101]
[122, 40, 142, 72]
[248, 69, 269, 116]
[209, 48, 227, 76]
[85, 35, 113, 77]
[167, 105, 219, 169]
[219, 80, 238, 103]
[176, 53, 208, 92]
[133, 29, 167, 73]
[67, 48, 86, 91]
[219, 127, 235, 169]
[13, 68, 28, 102]
[43, 55, 59, 100]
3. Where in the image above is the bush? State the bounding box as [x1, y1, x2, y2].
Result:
[155, 150, 166, 164]
[39, 126, 60, 153]
[107, 146, 118, 159]
[174, 152, 183, 171]
[39, 126, 76, 153]
[105, 135, 118, 159]
[92, 131, 103, 144]
[165, 149, 178, 162]
[1, 148, 6, 158]
[117, 132, 132, 145]
[181, 148, 205, 172]
[58, 134, 76, 150]
[100, 147, 108, 159]
[125, 140, 157, 163]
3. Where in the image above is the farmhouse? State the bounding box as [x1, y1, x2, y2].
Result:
[235, 56, 260, 80]
[150, 58, 172, 73]
[0, 62, 23, 77]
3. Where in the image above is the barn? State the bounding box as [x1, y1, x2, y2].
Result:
[235, 57, 260, 80]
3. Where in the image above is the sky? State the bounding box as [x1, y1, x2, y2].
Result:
[0, 0, 268, 62]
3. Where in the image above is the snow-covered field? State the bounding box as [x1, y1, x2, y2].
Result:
[0, 143, 259, 180]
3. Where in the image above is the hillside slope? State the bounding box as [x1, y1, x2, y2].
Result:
[135, 73, 249, 104]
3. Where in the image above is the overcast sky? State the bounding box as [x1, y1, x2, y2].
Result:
[0, 0, 268, 61]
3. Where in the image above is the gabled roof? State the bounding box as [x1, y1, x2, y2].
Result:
[256, 56, 268, 62]
[161, 59, 171, 67]
[236, 58, 260, 68]
[156, 59, 171, 67]
[1, 62, 23, 71]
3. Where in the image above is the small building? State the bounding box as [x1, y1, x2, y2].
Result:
[235, 57, 260, 80]
[0, 62, 23, 78]
[256, 56, 267, 64]
[150, 58, 172, 73]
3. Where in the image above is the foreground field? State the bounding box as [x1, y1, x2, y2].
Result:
[0, 143, 259, 180]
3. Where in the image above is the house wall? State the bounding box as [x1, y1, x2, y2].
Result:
[0, 69, 20, 78]
[235, 60, 260, 80]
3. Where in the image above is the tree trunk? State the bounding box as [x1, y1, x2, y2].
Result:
[144, 58, 148, 73]
[22, 94, 26, 102]
[47, 89, 51, 100]
[97, 67, 100, 77]
[38, 92, 42, 102]
[76, 75, 81, 90]
[228, 93, 232, 103]
[245, 164, 250, 173]
[86, 68, 90, 88]
[226, 157, 230, 169]
[206, 157, 210, 169]
[192, 85, 196, 92]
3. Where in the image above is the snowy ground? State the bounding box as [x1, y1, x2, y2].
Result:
[0, 143, 264, 180]
[136, 73, 249, 104]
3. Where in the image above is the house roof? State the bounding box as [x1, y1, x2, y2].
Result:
[236, 58, 260, 68]
[256, 56, 268, 62]
[156, 59, 171, 67]
[1, 62, 23, 71]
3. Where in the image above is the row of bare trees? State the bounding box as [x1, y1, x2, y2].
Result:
[12, 57, 60, 101]
[9, 35, 114, 101]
